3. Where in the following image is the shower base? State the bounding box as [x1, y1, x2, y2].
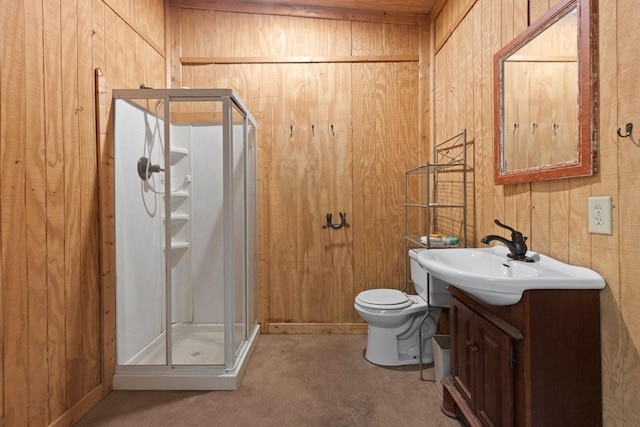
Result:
[125, 323, 226, 365]
[113, 323, 260, 390]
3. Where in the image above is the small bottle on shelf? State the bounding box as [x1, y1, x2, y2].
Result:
[420, 234, 459, 247]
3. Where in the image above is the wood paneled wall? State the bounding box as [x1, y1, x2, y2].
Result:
[170, 6, 428, 332]
[433, 0, 640, 424]
[0, 0, 164, 425]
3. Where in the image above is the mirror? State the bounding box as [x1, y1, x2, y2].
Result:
[494, 0, 597, 184]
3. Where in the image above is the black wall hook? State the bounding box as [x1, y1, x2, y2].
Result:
[322, 212, 349, 230]
[617, 123, 633, 138]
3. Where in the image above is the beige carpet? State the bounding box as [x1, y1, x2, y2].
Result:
[76, 334, 460, 426]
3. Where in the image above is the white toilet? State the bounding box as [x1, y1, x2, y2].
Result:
[354, 248, 450, 366]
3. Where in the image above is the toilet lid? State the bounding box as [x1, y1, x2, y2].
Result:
[355, 289, 412, 310]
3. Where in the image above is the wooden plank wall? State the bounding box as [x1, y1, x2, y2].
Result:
[432, 0, 640, 424]
[0, 0, 164, 425]
[170, 6, 427, 333]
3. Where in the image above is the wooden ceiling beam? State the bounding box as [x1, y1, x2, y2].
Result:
[170, 0, 430, 25]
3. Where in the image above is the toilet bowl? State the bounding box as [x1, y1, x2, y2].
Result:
[354, 248, 449, 366]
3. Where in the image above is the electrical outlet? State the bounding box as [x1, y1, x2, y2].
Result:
[588, 196, 613, 235]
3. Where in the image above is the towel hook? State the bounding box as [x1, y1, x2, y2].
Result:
[312, 124, 315, 137]
[617, 123, 633, 138]
[290, 125, 293, 137]
[331, 124, 335, 136]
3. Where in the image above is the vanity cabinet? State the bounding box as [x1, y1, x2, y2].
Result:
[452, 298, 518, 426]
[442, 286, 602, 426]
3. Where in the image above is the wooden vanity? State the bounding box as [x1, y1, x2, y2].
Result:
[441, 285, 602, 426]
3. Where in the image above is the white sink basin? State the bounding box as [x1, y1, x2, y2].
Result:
[416, 246, 605, 306]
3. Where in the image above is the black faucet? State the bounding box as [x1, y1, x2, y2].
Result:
[481, 219, 534, 262]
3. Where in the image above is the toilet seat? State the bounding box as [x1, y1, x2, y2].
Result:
[355, 289, 413, 310]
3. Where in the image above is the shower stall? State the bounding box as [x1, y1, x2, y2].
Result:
[111, 89, 259, 390]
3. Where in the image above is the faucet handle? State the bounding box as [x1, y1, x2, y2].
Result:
[494, 219, 517, 234]
[494, 219, 527, 243]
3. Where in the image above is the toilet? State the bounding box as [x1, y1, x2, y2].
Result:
[354, 248, 450, 366]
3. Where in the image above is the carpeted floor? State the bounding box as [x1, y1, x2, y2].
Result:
[76, 334, 460, 426]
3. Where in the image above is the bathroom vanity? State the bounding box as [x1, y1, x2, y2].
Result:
[442, 285, 602, 426]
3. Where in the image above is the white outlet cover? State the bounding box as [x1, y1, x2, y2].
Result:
[588, 196, 613, 235]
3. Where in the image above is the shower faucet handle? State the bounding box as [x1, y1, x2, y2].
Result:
[137, 156, 164, 180]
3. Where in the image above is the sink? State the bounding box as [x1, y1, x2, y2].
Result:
[416, 246, 605, 306]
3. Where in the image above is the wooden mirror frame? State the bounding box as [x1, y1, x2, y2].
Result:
[493, 0, 597, 184]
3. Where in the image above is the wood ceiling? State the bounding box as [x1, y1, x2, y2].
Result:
[248, 0, 437, 15]
[171, 0, 439, 24]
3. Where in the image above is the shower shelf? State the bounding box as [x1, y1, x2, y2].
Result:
[163, 241, 189, 250]
[163, 213, 189, 222]
[165, 191, 189, 200]
[169, 148, 189, 163]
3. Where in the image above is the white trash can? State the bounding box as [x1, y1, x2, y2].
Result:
[433, 335, 451, 396]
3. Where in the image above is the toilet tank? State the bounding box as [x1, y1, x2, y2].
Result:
[409, 249, 450, 307]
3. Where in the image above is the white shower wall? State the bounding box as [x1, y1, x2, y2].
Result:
[189, 124, 225, 323]
[115, 100, 165, 363]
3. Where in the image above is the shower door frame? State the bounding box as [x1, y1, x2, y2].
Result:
[111, 88, 259, 387]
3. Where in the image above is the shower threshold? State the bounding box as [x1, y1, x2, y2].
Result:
[113, 323, 260, 390]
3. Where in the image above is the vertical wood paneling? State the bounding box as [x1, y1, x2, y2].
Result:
[353, 63, 388, 287]
[480, 0, 495, 236]
[489, 0, 505, 238]
[1, 0, 165, 424]
[617, 0, 640, 424]
[173, 8, 419, 330]
[0, 0, 29, 424]
[352, 59, 419, 298]
[124, 23, 136, 87]
[433, 0, 640, 424]
[95, 69, 117, 397]
[44, 0, 68, 419]
[104, 7, 118, 81]
[330, 63, 354, 322]
[289, 63, 311, 323]
[25, 0, 49, 424]
[61, 0, 84, 407]
[257, 64, 277, 329]
[469, 3, 482, 241]
[351, 61, 366, 301]
[530, 0, 550, 22]
[305, 64, 325, 323]
[78, 0, 102, 396]
[92, 0, 107, 75]
[0, 35, 3, 417]
[597, 0, 624, 421]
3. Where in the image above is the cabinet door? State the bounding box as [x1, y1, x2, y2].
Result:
[451, 297, 476, 408]
[474, 314, 514, 427]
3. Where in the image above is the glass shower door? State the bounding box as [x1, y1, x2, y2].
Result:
[230, 104, 247, 364]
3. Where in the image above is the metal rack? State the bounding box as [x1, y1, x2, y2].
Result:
[403, 129, 468, 293]
[403, 129, 468, 381]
